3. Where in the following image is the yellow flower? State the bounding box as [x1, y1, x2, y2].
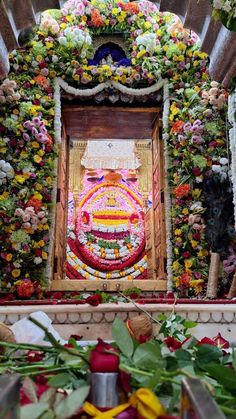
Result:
[32, 141, 40, 148]
[45, 42, 53, 49]
[35, 183, 43, 191]
[182, 208, 189, 215]
[73, 74, 80, 81]
[190, 279, 205, 294]
[15, 175, 26, 184]
[42, 251, 48, 260]
[38, 240, 45, 247]
[191, 240, 198, 248]
[38, 149, 45, 157]
[33, 155, 42, 163]
[184, 259, 193, 269]
[172, 261, 181, 271]
[192, 189, 202, 199]
[112, 7, 119, 15]
[60, 22, 67, 29]
[144, 21, 151, 29]
[33, 192, 43, 200]
[198, 249, 208, 257]
[49, 70, 57, 78]
[0, 191, 9, 201]
[137, 49, 146, 59]
[6, 254, 13, 262]
[12, 269, 21, 278]
[66, 15, 73, 22]
[177, 42, 186, 52]
[174, 229, 182, 236]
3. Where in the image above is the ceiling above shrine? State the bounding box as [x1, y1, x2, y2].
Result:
[0, 0, 236, 86]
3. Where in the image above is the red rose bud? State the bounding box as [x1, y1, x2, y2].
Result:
[90, 338, 119, 372]
[164, 336, 182, 352]
[213, 333, 229, 349]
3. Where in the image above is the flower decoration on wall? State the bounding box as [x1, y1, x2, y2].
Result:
[0, 0, 230, 297]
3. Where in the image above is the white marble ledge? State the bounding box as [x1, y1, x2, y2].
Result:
[0, 302, 236, 327]
[0, 302, 236, 315]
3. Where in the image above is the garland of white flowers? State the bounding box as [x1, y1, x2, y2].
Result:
[67, 246, 147, 280]
[52, 77, 172, 287]
[228, 89, 236, 229]
[162, 82, 173, 291]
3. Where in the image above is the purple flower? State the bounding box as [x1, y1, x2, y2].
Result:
[23, 133, 30, 141]
[183, 122, 192, 132]
[32, 117, 41, 125]
[23, 121, 33, 130]
[191, 135, 204, 144]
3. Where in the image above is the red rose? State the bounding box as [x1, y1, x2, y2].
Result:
[90, 338, 119, 372]
[198, 337, 216, 346]
[192, 167, 201, 176]
[164, 336, 182, 352]
[86, 294, 102, 306]
[182, 251, 190, 258]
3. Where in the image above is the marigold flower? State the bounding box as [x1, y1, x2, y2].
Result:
[171, 120, 183, 134]
[91, 9, 104, 27]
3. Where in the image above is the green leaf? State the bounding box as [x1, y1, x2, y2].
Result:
[112, 317, 134, 358]
[20, 402, 49, 419]
[174, 348, 192, 368]
[195, 344, 222, 366]
[182, 320, 197, 330]
[204, 364, 236, 393]
[133, 341, 164, 370]
[54, 386, 90, 419]
[48, 373, 72, 388]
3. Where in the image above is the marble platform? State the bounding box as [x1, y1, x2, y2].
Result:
[1, 302, 236, 344]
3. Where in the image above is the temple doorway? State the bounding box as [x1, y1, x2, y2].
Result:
[52, 105, 167, 292]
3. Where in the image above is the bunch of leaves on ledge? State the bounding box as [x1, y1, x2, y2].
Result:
[0, 315, 236, 418]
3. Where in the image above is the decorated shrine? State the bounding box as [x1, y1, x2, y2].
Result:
[1, 1, 236, 417]
[1, 0, 234, 301]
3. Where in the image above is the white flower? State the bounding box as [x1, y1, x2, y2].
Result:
[212, 164, 222, 173]
[219, 157, 228, 165]
[34, 257, 42, 265]
[222, 0, 232, 12]
[213, 0, 224, 9]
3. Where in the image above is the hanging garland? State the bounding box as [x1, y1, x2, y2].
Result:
[0, 0, 230, 298]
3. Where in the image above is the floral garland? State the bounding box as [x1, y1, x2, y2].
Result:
[0, 0, 230, 298]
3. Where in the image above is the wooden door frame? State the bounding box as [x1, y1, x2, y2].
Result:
[51, 106, 167, 292]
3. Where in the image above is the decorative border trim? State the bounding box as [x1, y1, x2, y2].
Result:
[1, 303, 236, 325]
